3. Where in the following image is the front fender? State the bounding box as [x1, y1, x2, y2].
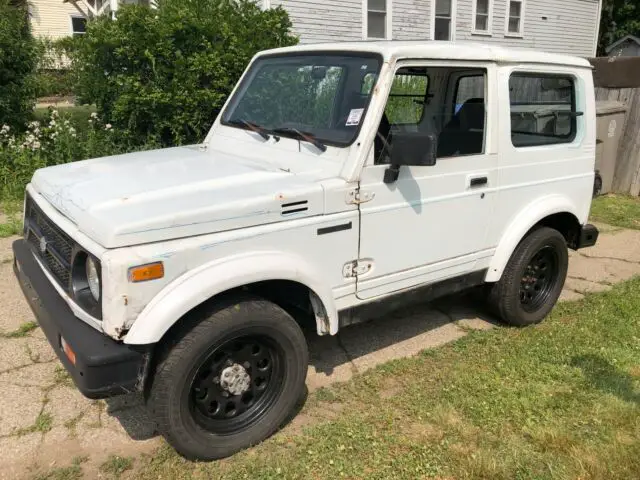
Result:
[124, 251, 338, 345]
[485, 195, 582, 282]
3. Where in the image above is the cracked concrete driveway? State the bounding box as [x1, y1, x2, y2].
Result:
[0, 223, 639, 479]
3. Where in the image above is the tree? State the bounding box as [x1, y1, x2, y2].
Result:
[598, 0, 640, 55]
[71, 0, 298, 146]
[0, 0, 37, 128]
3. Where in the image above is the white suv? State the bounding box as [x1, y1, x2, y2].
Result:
[13, 41, 599, 460]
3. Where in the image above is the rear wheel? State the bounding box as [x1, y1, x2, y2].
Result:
[146, 295, 308, 461]
[488, 227, 568, 327]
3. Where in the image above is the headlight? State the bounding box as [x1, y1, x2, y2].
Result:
[71, 251, 102, 318]
[86, 257, 100, 301]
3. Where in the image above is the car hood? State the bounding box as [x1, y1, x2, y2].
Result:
[30, 146, 329, 248]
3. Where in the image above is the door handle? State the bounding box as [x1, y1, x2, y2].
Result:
[469, 176, 488, 188]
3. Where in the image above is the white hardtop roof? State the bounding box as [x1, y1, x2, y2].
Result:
[260, 41, 592, 69]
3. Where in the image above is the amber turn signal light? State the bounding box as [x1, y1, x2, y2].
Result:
[61, 336, 76, 366]
[128, 262, 164, 283]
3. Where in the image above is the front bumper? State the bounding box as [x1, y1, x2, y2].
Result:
[12, 239, 149, 399]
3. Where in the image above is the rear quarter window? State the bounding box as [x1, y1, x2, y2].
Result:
[509, 74, 581, 148]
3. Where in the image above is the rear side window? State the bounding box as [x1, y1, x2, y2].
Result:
[509, 74, 581, 147]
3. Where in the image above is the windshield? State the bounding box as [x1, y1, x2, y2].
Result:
[221, 53, 383, 147]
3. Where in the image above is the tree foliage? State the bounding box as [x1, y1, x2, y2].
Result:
[0, 0, 38, 128]
[71, 0, 298, 146]
[598, 0, 640, 55]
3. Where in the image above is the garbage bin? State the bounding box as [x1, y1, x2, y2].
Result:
[595, 100, 627, 195]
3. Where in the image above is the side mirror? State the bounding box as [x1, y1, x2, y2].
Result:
[383, 132, 438, 184]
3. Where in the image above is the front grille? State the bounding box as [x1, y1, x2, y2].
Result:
[24, 195, 74, 291]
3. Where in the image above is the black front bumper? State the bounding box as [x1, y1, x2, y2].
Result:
[13, 239, 149, 399]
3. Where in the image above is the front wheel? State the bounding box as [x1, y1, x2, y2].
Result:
[488, 227, 568, 327]
[146, 295, 308, 461]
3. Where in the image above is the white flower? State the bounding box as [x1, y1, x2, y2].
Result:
[49, 120, 56, 127]
[0, 124, 9, 134]
[68, 127, 76, 134]
[105, 123, 112, 130]
[88, 119, 93, 124]
[28, 121, 40, 129]
[64, 120, 70, 126]
[32, 141, 41, 150]
[51, 110, 59, 118]
[90, 112, 98, 119]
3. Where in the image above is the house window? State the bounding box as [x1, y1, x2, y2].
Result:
[434, 0, 454, 40]
[473, 0, 492, 33]
[71, 16, 87, 36]
[509, 74, 581, 147]
[367, 0, 389, 39]
[506, 0, 524, 36]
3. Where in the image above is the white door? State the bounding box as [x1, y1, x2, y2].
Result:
[356, 63, 498, 299]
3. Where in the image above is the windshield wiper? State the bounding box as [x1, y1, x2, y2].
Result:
[228, 119, 271, 141]
[271, 127, 327, 153]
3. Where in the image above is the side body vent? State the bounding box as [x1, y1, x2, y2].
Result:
[281, 200, 309, 216]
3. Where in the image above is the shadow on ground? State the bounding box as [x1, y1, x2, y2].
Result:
[571, 354, 640, 405]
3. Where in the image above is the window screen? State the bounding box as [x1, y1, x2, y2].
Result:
[509, 74, 580, 147]
[71, 16, 87, 36]
[475, 0, 490, 32]
[507, 0, 523, 35]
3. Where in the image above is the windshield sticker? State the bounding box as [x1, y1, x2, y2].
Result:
[346, 108, 364, 126]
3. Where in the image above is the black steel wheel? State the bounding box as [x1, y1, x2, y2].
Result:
[488, 227, 568, 327]
[519, 246, 559, 313]
[146, 295, 308, 461]
[188, 334, 285, 434]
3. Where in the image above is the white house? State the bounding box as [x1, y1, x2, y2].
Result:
[30, 0, 603, 57]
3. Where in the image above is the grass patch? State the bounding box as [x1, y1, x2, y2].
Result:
[136, 278, 640, 479]
[99, 455, 134, 478]
[16, 411, 53, 437]
[590, 194, 640, 229]
[33, 456, 87, 480]
[2, 321, 38, 338]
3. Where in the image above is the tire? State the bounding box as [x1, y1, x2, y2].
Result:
[488, 227, 568, 327]
[146, 294, 308, 461]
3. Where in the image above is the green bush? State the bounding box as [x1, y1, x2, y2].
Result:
[0, 109, 158, 200]
[71, 0, 298, 146]
[0, 0, 38, 129]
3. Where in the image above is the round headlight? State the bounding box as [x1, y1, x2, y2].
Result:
[86, 256, 100, 301]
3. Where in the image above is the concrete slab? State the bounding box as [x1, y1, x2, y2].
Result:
[565, 277, 611, 295]
[559, 289, 584, 302]
[0, 236, 19, 265]
[338, 307, 465, 372]
[0, 383, 44, 436]
[0, 263, 36, 334]
[579, 228, 640, 263]
[0, 338, 36, 373]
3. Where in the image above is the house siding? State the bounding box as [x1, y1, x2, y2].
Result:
[456, 0, 599, 57]
[29, 0, 85, 39]
[272, 0, 363, 44]
[392, 0, 431, 40]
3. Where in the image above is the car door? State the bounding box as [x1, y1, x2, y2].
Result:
[355, 62, 498, 300]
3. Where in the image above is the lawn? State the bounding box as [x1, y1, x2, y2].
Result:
[130, 278, 640, 480]
[590, 194, 640, 230]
